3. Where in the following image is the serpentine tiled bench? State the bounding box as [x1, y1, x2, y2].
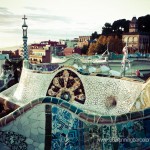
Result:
[0, 66, 150, 149]
[0, 97, 150, 149]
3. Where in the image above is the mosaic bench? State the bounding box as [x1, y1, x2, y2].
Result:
[0, 66, 150, 149]
[0, 97, 150, 149]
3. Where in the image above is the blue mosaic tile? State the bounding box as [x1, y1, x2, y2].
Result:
[42, 97, 52, 103]
[57, 99, 63, 104]
[131, 111, 143, 120]
[100, 116, 112, 124]
[143, 118, 150, 138]
[144, 108, 150, 117]
[119, 114, 128, 122]
[51, 106, 85, 149]
[125, 113, 131, 120]
[116, 115, 122, 123]
[69, 105, 77, 113]
[75, 108, 83, 115]
[51, 97, 59, 104]
[116, 120, 149, 150]
[110, 115, 116, 123]
[60, 101, 71, 109]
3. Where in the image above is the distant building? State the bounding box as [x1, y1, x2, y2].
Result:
[60, 39, 78, 48]
[29, 42, 51, 63]
[78, 36, 91, 42]
[30, 49, 51, 63]
[0, 50, 21, 59]
[0, 52, 10, 59]
[63, 47, 81, 56]
[122, 17, 150, 53]
[54, 44, 66, 56]
[77, 36, 91, 48]
[29, 40, 66, 63]
[63, 48, 73, 56]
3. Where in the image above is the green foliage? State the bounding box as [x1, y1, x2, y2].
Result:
[138, 15, 150, 32]
[101, 19, 130, 36]
[101, 15, 150, 36]
[91, 31, 100, 41]
[102, 23, 113, 35]
[112, 19, 130, 33]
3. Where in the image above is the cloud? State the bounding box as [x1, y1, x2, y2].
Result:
[0, 7, 22, 26]
[21, 29, 72, 42]
[24, 6, 46, 11]
[0, 28, 21, 34]
[0, 7, 12, 15]
[0, 15, 19, 26]
[29, 28, 90, 39]
[24, 6, 72, 23]
[29, 14, 72, 24]
[0, 6, 91, 48]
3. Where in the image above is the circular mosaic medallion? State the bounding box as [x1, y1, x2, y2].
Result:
[47, 69, 86, 104]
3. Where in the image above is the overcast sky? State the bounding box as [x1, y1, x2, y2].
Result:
[0, 0, 150, 49]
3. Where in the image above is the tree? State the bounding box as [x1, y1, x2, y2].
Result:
[102, 23, 112, 35]
[88, 35, 123, 55]
[81, 45, 89, 55]
[88, 35, 108, 55]
[87, 43, 96, 55]
[91, 31, 100, 41]
[112, 19, 130, 33]
[95, 35, 107, 53]
[138, 15, 150, 32]
[107, 36, 123, 54]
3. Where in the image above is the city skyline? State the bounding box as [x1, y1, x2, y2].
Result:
[0, 0, 150, 49]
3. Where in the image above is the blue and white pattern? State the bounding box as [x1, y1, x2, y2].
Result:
[51, 106, 84, 150]
[23, 38, 28, 60]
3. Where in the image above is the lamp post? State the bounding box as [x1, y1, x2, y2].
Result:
[22, 15, 28, 60]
